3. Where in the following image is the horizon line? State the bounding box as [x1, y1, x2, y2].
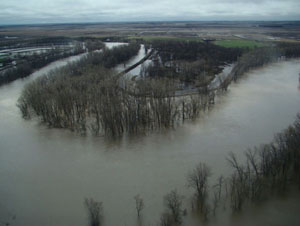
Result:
[1, 20, 300, 27]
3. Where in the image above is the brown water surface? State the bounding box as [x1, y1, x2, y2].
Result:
[0, 57, 300, 226]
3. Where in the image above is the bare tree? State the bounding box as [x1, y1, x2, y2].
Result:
[163, 190, 184, 224]
[159, 212, 174, 226]
[187, 162, 211, 212]
[212, 190, 219, 216]
[212, 176, 224, 216]
[226, 152, 249, 211]
[84, 198, 103, 226]
[245, 149, 259, 177]
[134, 194, 145, 217]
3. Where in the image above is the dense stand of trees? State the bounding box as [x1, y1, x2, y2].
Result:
[229, 47, 280, 82]
[18, 41, 213, 137]
[85, 43, 139, 68]
[140, 59, 215, 87]
[223, 42, 300, 88]
[149, 40, 242, 63]
[84, 114, 300, 225]
[19, 39, 298, 137]
[277, 42, 300, 58]
[86, 40, 105, 52]
[141, 40, 242, 86]
[18, 66, 211, 137]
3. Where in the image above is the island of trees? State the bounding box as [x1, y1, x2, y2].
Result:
[17, 39, 300, 137]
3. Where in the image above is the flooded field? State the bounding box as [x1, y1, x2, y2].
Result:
[0, 51, 300, 226]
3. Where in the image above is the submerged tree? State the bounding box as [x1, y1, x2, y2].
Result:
[134, 194, 145, 217]
[187, 162, 211, 212]
[84, 198, 103, 226]
[163, 190, 184, 224]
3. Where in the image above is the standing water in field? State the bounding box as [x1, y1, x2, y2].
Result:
[0, 51, 300, 226]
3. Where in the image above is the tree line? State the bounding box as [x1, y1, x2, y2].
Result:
[84, 113, 300, 225]
[220, 42, 300, 88]
[277, 42, 300, 58]
[85, 43, 140, 68]
[148, 40, 242, 63]
[230, 47, 280, 82]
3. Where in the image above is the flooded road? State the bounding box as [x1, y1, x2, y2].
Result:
[115, 44, 151, 77]
[0, 56, 300, 226]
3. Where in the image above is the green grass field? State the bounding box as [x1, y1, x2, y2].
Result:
[214, 40, 266, 48]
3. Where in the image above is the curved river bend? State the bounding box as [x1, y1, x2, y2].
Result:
[0, 52, 300, 226]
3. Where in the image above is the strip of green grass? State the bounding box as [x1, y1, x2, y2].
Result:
[214, 40, 266, 49]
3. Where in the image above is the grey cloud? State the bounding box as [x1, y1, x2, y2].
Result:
[1, 0, 300, 24]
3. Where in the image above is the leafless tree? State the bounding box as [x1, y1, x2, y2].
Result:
[187, 162, 211, 212]
[84, 198, 103, 226]
[159, 212, 174, 226]
[212, 175, 224, 216]
[163, 190, 184, 224]
[134, 194, 145, 217]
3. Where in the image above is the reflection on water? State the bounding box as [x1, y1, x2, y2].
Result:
[0, 57, 300, 226]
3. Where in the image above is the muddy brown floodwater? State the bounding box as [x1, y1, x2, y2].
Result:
[0, 50, 300, 226]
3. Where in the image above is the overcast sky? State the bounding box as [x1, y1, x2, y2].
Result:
[1, 0, 300, 25]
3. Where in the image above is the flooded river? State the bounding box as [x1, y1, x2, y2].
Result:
[0, 51, 300, 226]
